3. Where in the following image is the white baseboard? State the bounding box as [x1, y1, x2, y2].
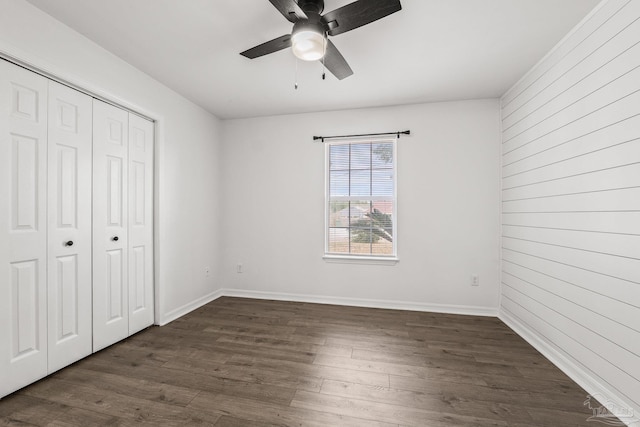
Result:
[500, 310, 639, 427]
[157, 288, 496, 327]
[220, 288, 498, 317]
[158, 288, 225, 326]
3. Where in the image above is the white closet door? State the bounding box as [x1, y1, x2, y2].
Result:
[92, 100, 129, 352]
[128, 115, 154, 334]
[46, 81, 93, 372]
[0, 60, 49, 397]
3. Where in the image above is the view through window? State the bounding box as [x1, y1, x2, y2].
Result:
[326, 138, 396, 257]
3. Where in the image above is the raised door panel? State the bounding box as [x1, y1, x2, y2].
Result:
[46, 81, 93, 373]
[128, 115, 154, 334]
[11, 135, 38, 231]
[10, 261, 40, 358]
[106, 248, 124, 321]
[0, 60, 48, 398]
[93, 100, 129, 352]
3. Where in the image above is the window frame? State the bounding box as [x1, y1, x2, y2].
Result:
[323, 137, 398, 263]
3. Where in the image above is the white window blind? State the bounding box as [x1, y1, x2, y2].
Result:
[325, 138, 397, 258]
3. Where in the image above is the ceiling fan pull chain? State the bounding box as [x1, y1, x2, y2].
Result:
[295, 57, 299, 90]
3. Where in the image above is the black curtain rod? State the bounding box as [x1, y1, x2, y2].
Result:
[313, 130, 410, 142]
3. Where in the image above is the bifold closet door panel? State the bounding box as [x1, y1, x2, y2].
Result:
[46, 81, 93, 373]
[0, 60, 49, 398]
[92, 99, 129, 352]
[128, 115, 154, 334]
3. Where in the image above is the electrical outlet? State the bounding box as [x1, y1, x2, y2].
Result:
[237, 263, 243, 273]
[471, 275, 479, 286]
[204, 267, 210, 277]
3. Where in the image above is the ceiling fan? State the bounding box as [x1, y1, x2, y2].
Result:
[240, 0, 402, 80]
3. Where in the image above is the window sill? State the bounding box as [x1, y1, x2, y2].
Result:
[323, 255, 399, 266]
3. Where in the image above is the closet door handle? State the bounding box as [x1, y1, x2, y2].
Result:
[65, 241, 74, 247]
[112, 236, 119, 242]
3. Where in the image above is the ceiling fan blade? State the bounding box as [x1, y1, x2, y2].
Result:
[268, 0, 307, 23]
[240, 35, 292, 59]
[323, 40, 353, 80]
[322, 0, 402, 36]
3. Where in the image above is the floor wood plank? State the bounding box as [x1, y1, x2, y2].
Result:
[0, 297, 618, 426]
[188, 392, 399, 427]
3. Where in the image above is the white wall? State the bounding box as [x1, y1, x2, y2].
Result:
[221, 99, 502, 314]
[0, 0, 224, 324]
[499, 0, 640, 421]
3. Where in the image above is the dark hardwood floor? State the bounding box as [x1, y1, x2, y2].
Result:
[0, 297, 613, 426]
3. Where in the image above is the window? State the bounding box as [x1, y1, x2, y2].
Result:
[325, 138, 397, 259]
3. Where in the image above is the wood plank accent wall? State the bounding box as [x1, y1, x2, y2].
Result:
[499, 0, 640, 421]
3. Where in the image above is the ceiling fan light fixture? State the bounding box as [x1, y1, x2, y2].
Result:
[291, 23, 326, 61]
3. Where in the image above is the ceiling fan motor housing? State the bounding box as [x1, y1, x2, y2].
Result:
[297, 0, 324, 15]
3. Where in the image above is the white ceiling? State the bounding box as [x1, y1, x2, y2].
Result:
[26, 0, 600, 119]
